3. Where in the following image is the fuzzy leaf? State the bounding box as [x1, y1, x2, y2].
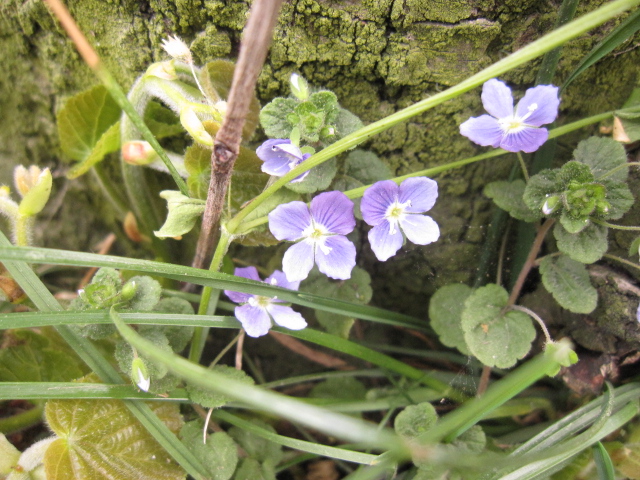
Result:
[540, 255, 597, 313]
[180, 421, 238, 480]
[574, 136, 629, 183]
[301, 267, 372, 338]
[184, 144, 211, 200]
[154, 191, 205, 238]
[309, 91, 339, 124]
[144, 101, 183, 139]
[343, 150, 391, 185]
[228, 419, 282, 465]
[57, 85, 121, 164]
[461, 284, 535, 368]
[124, 276, 162, 311]
[428, 284, 472, 355]
[335, 108, 364, 140]
[285, 158, 338, 194]
[554, 221, 608, 264]
[394, 402, 437, 439]
[44, 376, 184, 480]
[260, 97, 299, 139]
[67, 122, 121, 179]
[629, 236, 640, 257]
[484, 180, 540, 222]
[559, 212, 591, 234]
[523, 169, 560, 214]
[234, 458, 276, 480]
[186, 365, 255, 409]
[602, 179, 634, 220]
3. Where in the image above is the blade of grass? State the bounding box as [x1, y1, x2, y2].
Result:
[0, 383, 188, 401]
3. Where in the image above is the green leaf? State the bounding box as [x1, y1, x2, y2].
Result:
[44, 378, 185, 480]
[523, 169, 560, 214]
[186, 364, 254, 409]
[629, 236, 640, 257]
[573, 136, 628, 183]
[144, 101, 183, 139]
[285, 157, 337, 194]
[334, 108, 364, 140]
[554, 221, 608, 264]
[153, 298, 195, 352]
[559, 211, 591, 233]
[592, 442, 616, 480]
[66, 122, 121, 179]
[394, 402, 437, 439]
[228, 419, 283, 465]
[309, 91, 339, 124]
[484, 180, 541, 222]
[301, 267, 373, 338]
[343, 150, 391, 185]
[124, 276, 162, 311]
[310, 377, 367, 401]
[539, 255, 597, 313]
[154, 190, 205, 238]
[461, 284, 536, 368]
[180, 421, 238, 480]
[602, 179, 634, 220]
[260, 97, 299, 139]
[234, 458, 276, 480]
[57, 85, 121, 163]
[428, 284, 472, 355]
[184, 144, 211, 200]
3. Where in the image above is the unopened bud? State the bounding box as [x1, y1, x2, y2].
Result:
[145, 61, 177, 81]
[131, 357, 150, 392]
[180, 108, 213, 146]
[542, 195, 560, 215]
[16, 167, 52, 217]
[121, 280, 137, 302]
[122, 141, 158, 166]
[123, 212, 150, 243]
[290, 73, 309, 101]
[161, 35, 192, 63]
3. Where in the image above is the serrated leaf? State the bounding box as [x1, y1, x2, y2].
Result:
[428, 284, 472, 355]
[154, 191, 205, 238]
[285, 158, 337, 194]
[260, 97, 299, 139]
[394, 402, 437, 439]
[309, 91, 339, 123]
[44, 376, 184, 480]
[180, 421, 238, 480]
[200, 60, 259, 140]
[484, 180, 541, 222]
[186, 365, 254, 409]
[228, 419, 282, 465]
[57, 85, 121, 163]
[301, 267, 373, 338]
[461, 284, 535, 368]
[554, 221, 608, 264]
[574, 137, 629, 183]
[540, 255, 597, 313]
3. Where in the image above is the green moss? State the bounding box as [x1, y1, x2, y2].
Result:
[390, 0, 474, 27]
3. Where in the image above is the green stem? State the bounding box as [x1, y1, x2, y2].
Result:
[188, 230, 233, 363]
[593, 219, 640, 231]
[0, 403, 43, 434]
[597, 161, 640, 180]
[603, 253, 640, 272]
[226, 0, 639, 233]
[516, 152, 530, 182]
[14, 215, 32, 247]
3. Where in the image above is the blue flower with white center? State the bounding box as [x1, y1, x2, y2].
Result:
[361, 177, 440, 261]
[224, 267, 307, 338]
[268, 191, 357, 282]
[256, 139, 311, 183]
[460, 79, 560, 153]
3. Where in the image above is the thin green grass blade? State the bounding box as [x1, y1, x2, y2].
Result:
[0, 382, 188, 401]
[214, 410, 377, 464]
[0, 246, 424, 329]
[593, 442, 616, 480]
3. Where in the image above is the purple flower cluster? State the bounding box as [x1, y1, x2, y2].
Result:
[460, 79, 560, 153]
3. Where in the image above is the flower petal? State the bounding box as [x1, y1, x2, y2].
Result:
[261, 155, 294, 177]
[368, 220, 404, 261]
[400, 214, 440, 245]
[267, 304, 307, 330]
[282, 241, 315, 282]
[500, 127, 549, 153]
[398, 177, 438, 213]
[265, 270, 301, 292]
[224, 266, 261, 303]
[269, 201, 312, 241]
[515, 85, 559, 126]
[361, 180, 398, 226]
[235, 304, 272, 337]
[256, 139, 291, 160]
[315, 235, 356, 279]
[310, 191, 355, 235]
[459, 115, 504, 148]
[481, 79, 514, 118]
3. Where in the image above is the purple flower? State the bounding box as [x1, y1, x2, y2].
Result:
[361, 177, 440, 261]
[224, 267, 307, 338]
[460, 79, 560, 153]
[256, 139, 311, 183]
[268, 191, 357, 282]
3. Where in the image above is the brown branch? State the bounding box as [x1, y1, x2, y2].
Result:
[269, 332, 353, 369]
[193, 0, 284, 269]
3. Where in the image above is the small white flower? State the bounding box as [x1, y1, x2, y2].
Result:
[161, 35, 192, 63]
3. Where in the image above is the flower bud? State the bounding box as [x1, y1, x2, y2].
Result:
[161, 35, 192, 63]
[121, 280, 137, 302]
[122, 141, 158, 166]
[16, 166, 52, 217]
[542, 195, 560, 215]
[131, 357, 150, 392]
[145, 61, 177, 80]
[180, 108, 213, 146]
[290, 73, 310, 101]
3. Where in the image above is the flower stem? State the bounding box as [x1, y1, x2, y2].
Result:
[509, 304, 552, 343]
[604, 253, 640, 272]
[516, 152, 530, 181]
[593, 219, 640, 231]
[14, 215, 32, 247]
[597, 161, 640, 180]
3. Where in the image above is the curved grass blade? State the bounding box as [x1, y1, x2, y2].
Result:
[0, 382, 188, 401]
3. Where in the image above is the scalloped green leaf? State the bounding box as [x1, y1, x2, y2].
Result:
[44, 377, 184, 480]
[66, 122, 120, 179]
[484, 180, 541, 222]
[154, 191, 205, 238]
[540, 255, 597, 313]
[428, 284, 472, 355]
[574, 137, 629, 183]
[284, 158, 338, 194]
[301, 267, 372, 338]
[554, 221, 608, 264]
[124, 275, 162, 311]
[260, 97, 299, 139]
[186, 365, 254, 409]
[335, 108, 364, 140]
[180, 421, 238, 480]
[343, 150, 391, 185]
[461, 284, 535, 368]
[184, 144, 211, 200]
[523, 169, 560, 213]
[394, 402, 437, 439]
[602, 179, 634, 220]
[228, 419, 282, 465]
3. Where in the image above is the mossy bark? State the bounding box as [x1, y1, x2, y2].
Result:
[1, 0, 639, 320]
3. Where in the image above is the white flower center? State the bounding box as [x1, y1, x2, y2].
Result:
[498, 103, 539, 134]
[385, 199, 411, 235]
[248, 295, 272, 308]
[301, 219, 333, 255]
